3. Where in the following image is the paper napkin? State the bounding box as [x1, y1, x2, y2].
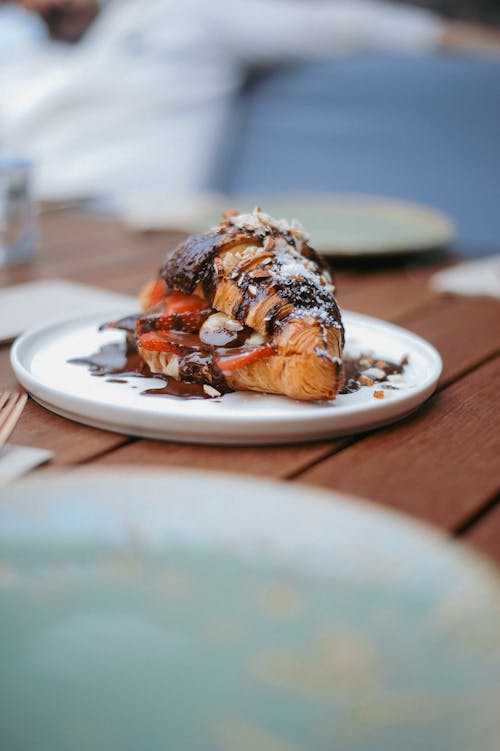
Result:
[0, 444, 53, 485]
[430, 254, 500, 300]
[0, 279, 136, 344]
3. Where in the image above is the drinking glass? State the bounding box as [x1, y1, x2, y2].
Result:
[0, 156, 37, 267]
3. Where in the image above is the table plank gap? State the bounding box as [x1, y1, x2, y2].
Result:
[74, 436, 139, 466]
[435, 347, 500, 392]
[285, 437, 358, 479]
[460, 498, 500, 565]
[454, 490, 500, 537]
[91, 437, 345, 480]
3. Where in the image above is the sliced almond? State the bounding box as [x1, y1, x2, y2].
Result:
[362, 367, 386, 381]
[203, 384, 221, 398]
[359, 375, 374, 386]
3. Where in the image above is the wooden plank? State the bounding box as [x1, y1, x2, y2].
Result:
[92, 437, 347, 480]
[334, 265, 438, 322]
[462, 501, 500, 565]
[0, 348, 19, 391]
[397, 295, 500, 387]
[295, 356, 500, 531]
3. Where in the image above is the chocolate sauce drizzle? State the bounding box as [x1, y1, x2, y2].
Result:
[161, 230, 249, 296]
[69, 342, 145, 377]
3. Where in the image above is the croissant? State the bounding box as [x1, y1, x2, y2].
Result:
[136, 209, 344, 401]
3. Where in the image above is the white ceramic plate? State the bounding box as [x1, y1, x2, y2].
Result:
[11, 309, 442, 445]
[1, 470, 499, 751]
[180, 194, 455, 256]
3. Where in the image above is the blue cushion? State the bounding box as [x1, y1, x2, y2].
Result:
[220, 55, 500, 256]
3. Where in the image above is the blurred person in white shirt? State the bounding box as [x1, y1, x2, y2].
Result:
[0, 0, 499, 220]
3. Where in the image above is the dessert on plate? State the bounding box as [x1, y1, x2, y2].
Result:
[110, 208, 345, 401]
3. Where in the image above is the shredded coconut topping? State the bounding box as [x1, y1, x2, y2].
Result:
[226, 207, 310, 242]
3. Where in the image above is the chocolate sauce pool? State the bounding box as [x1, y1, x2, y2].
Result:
[69, 339, 407, 401]
[68, 342, 210, 399]
[340, 356, 406, 394]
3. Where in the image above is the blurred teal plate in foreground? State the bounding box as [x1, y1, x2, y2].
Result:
[1, 470, 499, 751]
[182, 195, 455, 256]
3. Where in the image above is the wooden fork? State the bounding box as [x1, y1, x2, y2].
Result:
[0, 391, 28, 448]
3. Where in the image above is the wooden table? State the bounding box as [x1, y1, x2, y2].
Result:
[1, 211, 499, 564]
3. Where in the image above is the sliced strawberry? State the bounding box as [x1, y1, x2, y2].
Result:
[162, 291, 206, 315]
[138, 330, 200, 354]
[216, 343, 275, 372]
[159, 291, 210, 332]
[145, 279, 168, 308]
[138, 331, 181, 353]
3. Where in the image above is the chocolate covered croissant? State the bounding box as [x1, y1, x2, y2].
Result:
[135, 209, 344, 401]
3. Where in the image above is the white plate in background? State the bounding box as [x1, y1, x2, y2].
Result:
[11, 310, 442, 444]
[144, 194, 455, 256]
[0, 279, 135, 344]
